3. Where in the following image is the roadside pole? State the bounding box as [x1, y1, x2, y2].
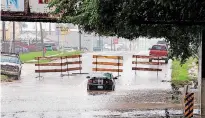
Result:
[2, 21, 5, 41]
[201, 29, 205, 117]
[36, 22, 38, 42]
[49, 23, 51, 35]
[114, 41, 116, 51]
[98, 36, 101, 51]
[12, 22, 15, 53]
[40, 22, 45, 57]
[111, 38, 113, 51]
[78, 26, 82, 51]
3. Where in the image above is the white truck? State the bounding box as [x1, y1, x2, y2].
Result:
[1, 52, 22, 80]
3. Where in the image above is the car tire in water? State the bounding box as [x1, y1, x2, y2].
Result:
[87, 85, 92, 90]
[108, 85, 114, 91]
[15, 73, 21, 80]
[112, 86, 115, 91]
[165, 59, 168, 64]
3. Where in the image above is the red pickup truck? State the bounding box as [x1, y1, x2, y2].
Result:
[149, 44, 169, 64]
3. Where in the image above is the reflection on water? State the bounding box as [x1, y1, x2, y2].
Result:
[87, 91, 113, 96]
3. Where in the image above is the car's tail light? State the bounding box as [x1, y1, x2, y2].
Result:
[109, 80, 113, 84]
[88, 79, 93, 83]
[104, 80, 109, 84]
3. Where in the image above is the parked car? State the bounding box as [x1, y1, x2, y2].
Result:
[149, 44, 169, 64]
[63, 47, 75, 52]
[15, 46, 29, 54]
[45, 45, 53, 51]
[87, 73, 118, 91]
[1, 52, 22, 80]
[80, 47, 88, 52]
[44, 43, 58, 51]
[157, 40, 169, 47]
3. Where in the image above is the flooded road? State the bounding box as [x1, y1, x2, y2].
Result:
[1, 51, 185, 118]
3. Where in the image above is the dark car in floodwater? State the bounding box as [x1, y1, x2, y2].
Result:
[87, 73, 118, 91]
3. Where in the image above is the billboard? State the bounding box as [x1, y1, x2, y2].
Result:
[30, 0, 54, 13]
[38, 0, 50, 4]
[1, 0, 24, 11]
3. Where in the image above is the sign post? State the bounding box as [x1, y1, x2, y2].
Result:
[113, 38, 118, 51]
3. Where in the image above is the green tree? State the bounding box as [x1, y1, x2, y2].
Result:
[49, 0, 205, 63]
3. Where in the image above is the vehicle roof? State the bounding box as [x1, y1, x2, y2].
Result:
[157, 40, 166, 43]
[1, 53, 19, 57]
[90, 72, 112, 78]
[152, 44, 167, 47]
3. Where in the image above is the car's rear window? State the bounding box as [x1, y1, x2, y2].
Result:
[151, 45, 167, 50]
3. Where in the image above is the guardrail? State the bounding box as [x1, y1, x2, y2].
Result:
[35, 55, 88, 79]
[92, 55, 123, 76]
[132, 55, 165, 75]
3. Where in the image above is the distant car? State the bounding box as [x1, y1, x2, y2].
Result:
[149, 44, 169, 64]
[87, 73, 118, 91]
[45, 45, 53, 51]
[63, 47, 75, 52]
[1, 52, 22, 80]
[157, 40, 169, 47]
[15, 46, 29, 54]
[80, 47, 88, 52]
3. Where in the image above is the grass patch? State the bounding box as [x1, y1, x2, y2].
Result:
[20, 51, 61, 62]
[171, 57, 197, 88]
[23, 50, 82, 63]
[1, 75, 12, 82]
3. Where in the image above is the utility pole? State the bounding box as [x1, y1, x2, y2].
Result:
[12, 22, 15, 53]
[49, 23, 51, 35]
[111, 38, 113, 51]
[40, 22, 45, 57]
[2, 21, 5, 41]
[98, 36, 102, 51]
[78, 26, 81, 51]
[36, 22, 38, 42]
[201, 29, 205, 117]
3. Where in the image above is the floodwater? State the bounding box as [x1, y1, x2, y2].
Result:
[1, 51, 190, 118]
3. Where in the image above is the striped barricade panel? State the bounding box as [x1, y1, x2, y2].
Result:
[92, 55, 123, 76]
[184, 93, 194, 118]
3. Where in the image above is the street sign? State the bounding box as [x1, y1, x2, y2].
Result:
[60, 27, 69, 35]
[56, 24, 70, 35]
[113, 38, 118, 44]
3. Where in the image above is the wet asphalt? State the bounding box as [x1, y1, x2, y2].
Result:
[1, 51, 180, 118]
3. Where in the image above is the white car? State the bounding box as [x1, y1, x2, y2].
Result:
[1, 52, 22, 80]
[63, 47, 75, 52]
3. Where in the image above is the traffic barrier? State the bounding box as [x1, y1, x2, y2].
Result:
[184, 92, 194, 117]
[132, 55, 165, 75]
[35, 55, 88, 78]
[92, 55, 123, 76]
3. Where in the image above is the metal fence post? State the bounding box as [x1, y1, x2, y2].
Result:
[118, 56, 120, 77]
[66, 56, 69, 76]
[79, 55, 82, 74]
[157, 56, 159, 78]
[38, 57, 40, 79]
[96, 55, 98, 71]
[135, 56, 137, 75]
[61, 57, 63, 77]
